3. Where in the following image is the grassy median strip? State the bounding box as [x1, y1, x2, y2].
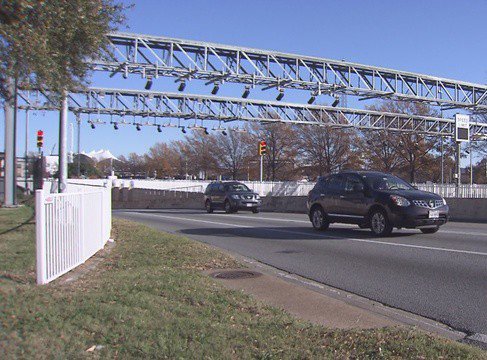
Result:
[0, 207, 485, 359]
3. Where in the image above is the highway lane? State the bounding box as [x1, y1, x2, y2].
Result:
[114, 209, 487, 336]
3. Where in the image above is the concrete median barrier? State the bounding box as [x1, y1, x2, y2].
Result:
[112, 187, 203, 209]
[445, 198, 487, 222]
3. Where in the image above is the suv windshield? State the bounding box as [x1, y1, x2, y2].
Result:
[362, 174, 414, 191]
[225, 183, 251, 192]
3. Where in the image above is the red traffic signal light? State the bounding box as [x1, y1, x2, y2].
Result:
[258, 140, 267, 156]
[37, 130, 44, 148]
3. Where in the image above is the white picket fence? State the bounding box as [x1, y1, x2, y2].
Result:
[72, 179, 314, 197]
[35, 184, 111, 285]
[414, 183, 487, 198]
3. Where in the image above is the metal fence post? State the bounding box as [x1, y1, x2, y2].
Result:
[36, 190, 47, 284]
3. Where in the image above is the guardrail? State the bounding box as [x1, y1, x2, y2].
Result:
[35, 184, 111, 285]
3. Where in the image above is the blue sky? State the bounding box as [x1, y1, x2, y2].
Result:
[2, 0, 487, 158]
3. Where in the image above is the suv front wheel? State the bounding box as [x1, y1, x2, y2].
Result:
[370, 209, 393, 237]
[311, 206, 329, 231]
[205, 200, 213, 213]
[224, 200, 235, 214]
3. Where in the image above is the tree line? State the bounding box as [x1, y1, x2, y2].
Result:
[99, 101, 486, 184]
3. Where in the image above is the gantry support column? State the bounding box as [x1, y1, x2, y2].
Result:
[3, 78, 17, 206]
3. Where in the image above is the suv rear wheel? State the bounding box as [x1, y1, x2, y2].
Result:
[311, 206, 329, 231]
[205, 200, 213, 213]
[224, 200, 234, 214]
[370, 209, 393, 237]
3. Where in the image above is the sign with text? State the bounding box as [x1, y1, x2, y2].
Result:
[455, 114, 470, 142]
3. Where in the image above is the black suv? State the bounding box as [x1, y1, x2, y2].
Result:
[307, 171, 449, 236]
[204, 182, 262, 214]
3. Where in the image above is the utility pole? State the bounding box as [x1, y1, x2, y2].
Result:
[439, 109, 444, 184]
[455, 141, 461, 197]
[76, 113, 81, 177]
[469, 140, 473, 185]
[58, 93, 68, 192]
[3, 77, 17, 206]
[24, 110, 29, 193]
[440, 136, 444, 184]
[260, 155, 263, 182]
[258, 140, 267, 182]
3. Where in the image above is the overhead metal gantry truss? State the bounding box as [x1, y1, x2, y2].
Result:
[16, 88, 487, 138]
[89, 32, 487, 112]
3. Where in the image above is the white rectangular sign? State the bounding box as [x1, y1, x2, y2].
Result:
[455, 114, 470, 142]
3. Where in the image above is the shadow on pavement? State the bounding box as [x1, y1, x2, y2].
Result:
[179, 225, 417, 241]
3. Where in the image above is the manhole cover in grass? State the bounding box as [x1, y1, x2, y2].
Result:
[210, 270, 262, 280]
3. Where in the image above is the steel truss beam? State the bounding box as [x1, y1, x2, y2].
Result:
[16, 88, 487, 138]
[88, 32, 487, 111]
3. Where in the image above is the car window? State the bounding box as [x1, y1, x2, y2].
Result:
[204, 185, 212, 195]
[327, 175, 344, 191]
[344, 175, 364, 192]
[314, 177, 328, 192]
[224, 183, 251, 192]
[362, 174, 413, 190]
[218, 185, 225, 192]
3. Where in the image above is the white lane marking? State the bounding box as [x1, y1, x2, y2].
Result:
[467, 333, 487, 345]
[137, 212, 487, 257]
[206, 213, 487, 237]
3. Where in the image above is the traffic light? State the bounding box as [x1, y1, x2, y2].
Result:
[258, 140, 267, 156]
[36, 130, 44, 149]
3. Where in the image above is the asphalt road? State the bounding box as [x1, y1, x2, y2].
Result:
[114, 209, 487, 336]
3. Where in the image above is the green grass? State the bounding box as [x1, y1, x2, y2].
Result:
[0, 202, 36, 284]
[0, 207, 485, 359]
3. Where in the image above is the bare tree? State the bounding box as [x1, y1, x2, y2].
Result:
[213, 129, 253, 180]
[144, 142, 186, 179]
[360, 130, 403, 173]
[297, 123, 363, 178]
[180, 131, 219, 179]
[369, 101, 439, 182]
[118, 153, 147, 177]
[251, 122, 299, 181]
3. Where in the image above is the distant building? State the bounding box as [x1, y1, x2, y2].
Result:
[0, 152, 28, 178]
[44, 156, 59, 176]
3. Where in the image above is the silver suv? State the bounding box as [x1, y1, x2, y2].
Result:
[204, 182, 262, 214]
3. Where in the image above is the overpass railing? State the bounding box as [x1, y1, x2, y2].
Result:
[35, 182, 111, 285]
